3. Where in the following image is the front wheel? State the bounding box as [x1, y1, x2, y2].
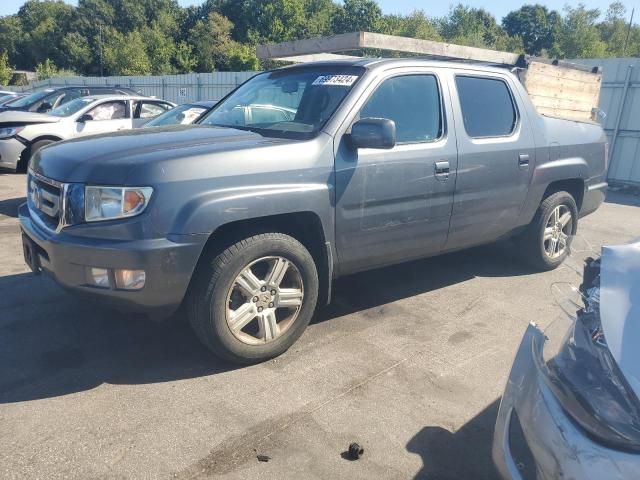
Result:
[518, 191, 578, 271]
[187, 233, 319, 365]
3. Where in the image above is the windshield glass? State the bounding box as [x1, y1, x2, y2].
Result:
[145, 103, 208, 127]
[7, 90, 52, 108]
[199, 66, 364, 139]
[49, 98, 94, 117]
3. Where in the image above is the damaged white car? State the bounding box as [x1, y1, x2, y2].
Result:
[494, 240, 640, 479]
[0, 95, 174, 171]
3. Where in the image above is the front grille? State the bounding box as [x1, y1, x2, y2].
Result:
[28, 172, 64, 231]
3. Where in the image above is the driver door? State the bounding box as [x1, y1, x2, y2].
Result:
[334, 71, 458, 274]
[75, 100, 132, 137]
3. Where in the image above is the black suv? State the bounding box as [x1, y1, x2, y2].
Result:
[0, 86, 141, 113]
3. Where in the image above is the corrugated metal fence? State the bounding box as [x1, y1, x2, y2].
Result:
[574, 58, 640, 186]
[10, 72, 260, 105]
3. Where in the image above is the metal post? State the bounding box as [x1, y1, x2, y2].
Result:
[197, 74, 201, 101]
[162, 77, 166, 99]
[610, 64, 634, 174]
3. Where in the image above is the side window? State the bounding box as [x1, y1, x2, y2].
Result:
[57, 89, 82, 107]
[137, 101, 170, 119]
[360, 75, 442, 144]
[455, 76, 517, 138]
[86, 101, 128, 121]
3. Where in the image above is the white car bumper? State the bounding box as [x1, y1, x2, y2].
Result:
[0, 137, 27, 170]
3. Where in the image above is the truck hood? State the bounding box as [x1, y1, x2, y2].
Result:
[600, 241, 640, 399]
[0, 110, 59, 126]
[31, 124, 301, 184]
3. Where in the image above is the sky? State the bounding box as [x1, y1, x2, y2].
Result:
[0, 0, 638, 23]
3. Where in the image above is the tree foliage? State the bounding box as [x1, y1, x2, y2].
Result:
[0, 0, 638, 82]
[0, 51, 13, 86]
[503, 4, 560, 55]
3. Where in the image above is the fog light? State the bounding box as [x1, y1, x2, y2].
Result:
[114, 269, 146, 290]
[89, 267, 110, 288]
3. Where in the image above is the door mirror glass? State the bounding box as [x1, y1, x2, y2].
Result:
[350, 118, 396, 150]
[77, 113, 93, 123]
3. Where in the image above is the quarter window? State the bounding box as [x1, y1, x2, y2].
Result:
[455, 76, 517, 138]
[360, 75, 442, 144]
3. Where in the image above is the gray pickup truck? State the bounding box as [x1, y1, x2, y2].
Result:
[20, 59, 608, 364]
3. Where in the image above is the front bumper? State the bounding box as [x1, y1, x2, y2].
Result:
[0, 137, 27, 170]
[19, 202, 207, 318]
[493, 324, 640, 480]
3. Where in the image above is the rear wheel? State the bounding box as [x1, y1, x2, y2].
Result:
[518, 191, 578, 271]
[187, 233, 319, 365]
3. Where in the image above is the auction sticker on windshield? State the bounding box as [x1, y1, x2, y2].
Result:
[312, 75, 359, 86]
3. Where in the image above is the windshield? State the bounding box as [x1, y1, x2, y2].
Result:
[199, 66, 364, 139]
[144, 103, 209, 127]
[7, 90, 52, 108]
[49, 97, 94, 117]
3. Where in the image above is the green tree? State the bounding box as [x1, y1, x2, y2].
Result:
[17, 0, 76, 68]
[174, 41, 197, 73]
[332, 0, 383, 34]
[188, 12, 258, 71]
[0, 16, 25, 69]
[382, 10, 441, 40]
[61, 32, 93, 71]
[502, 4, 560, 55]
[35, 58, 59, 80]
[439, 4, 523, 52]
[103, 29, 152, 75]
[0, 51, 13, 86]
[551, 4, 607, 58]
[598, 2, 640, 56]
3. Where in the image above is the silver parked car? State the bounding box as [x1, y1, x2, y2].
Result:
[494, 240, 640, 479]
[0, 95, 175, 171]
[140, 100, 216, 127]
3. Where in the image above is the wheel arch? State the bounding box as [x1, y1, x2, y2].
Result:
[18, 135, 64, 171]
[190, 211, 333, 306]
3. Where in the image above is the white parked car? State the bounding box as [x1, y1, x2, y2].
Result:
[0, 95, 175, 171]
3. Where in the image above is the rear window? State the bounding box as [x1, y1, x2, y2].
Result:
[455, 76, 517, 138]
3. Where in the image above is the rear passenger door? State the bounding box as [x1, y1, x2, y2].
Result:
[335, 70, 458, 273]
[444, 72, 536, 251]
[132, 100, 173, 127]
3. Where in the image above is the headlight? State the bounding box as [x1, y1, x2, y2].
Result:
[85, 186, 153, 222]
[538, 295, 640, 452]
[0, 126, 23, 139]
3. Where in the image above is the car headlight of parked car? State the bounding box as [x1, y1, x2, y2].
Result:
[536, 271, 640, 452]
[85, 186, 153, 222]
[0, 126, 24, 139]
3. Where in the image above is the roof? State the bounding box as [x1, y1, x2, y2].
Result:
[277, 57, 515, 76]
[82, 94, 158, 101]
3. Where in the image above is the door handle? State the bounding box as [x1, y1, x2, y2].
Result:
[435, 160, 450, 175]
[518, 153, 530, 167]
[435, 160, 450, 176]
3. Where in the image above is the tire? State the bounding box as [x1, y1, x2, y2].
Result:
[18, 139, 56, 172]
[187, 233, 319, 365]
[518, 191, 578, 271]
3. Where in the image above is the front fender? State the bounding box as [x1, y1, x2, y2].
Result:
[170, 182, 334, 239]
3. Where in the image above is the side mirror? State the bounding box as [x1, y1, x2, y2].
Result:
[37, 102, 52, 113]
[77, 113, 93, 123]
[350, 118, 396, 150]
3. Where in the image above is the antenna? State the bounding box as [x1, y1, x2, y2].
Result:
[623, 7, 635, 56]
